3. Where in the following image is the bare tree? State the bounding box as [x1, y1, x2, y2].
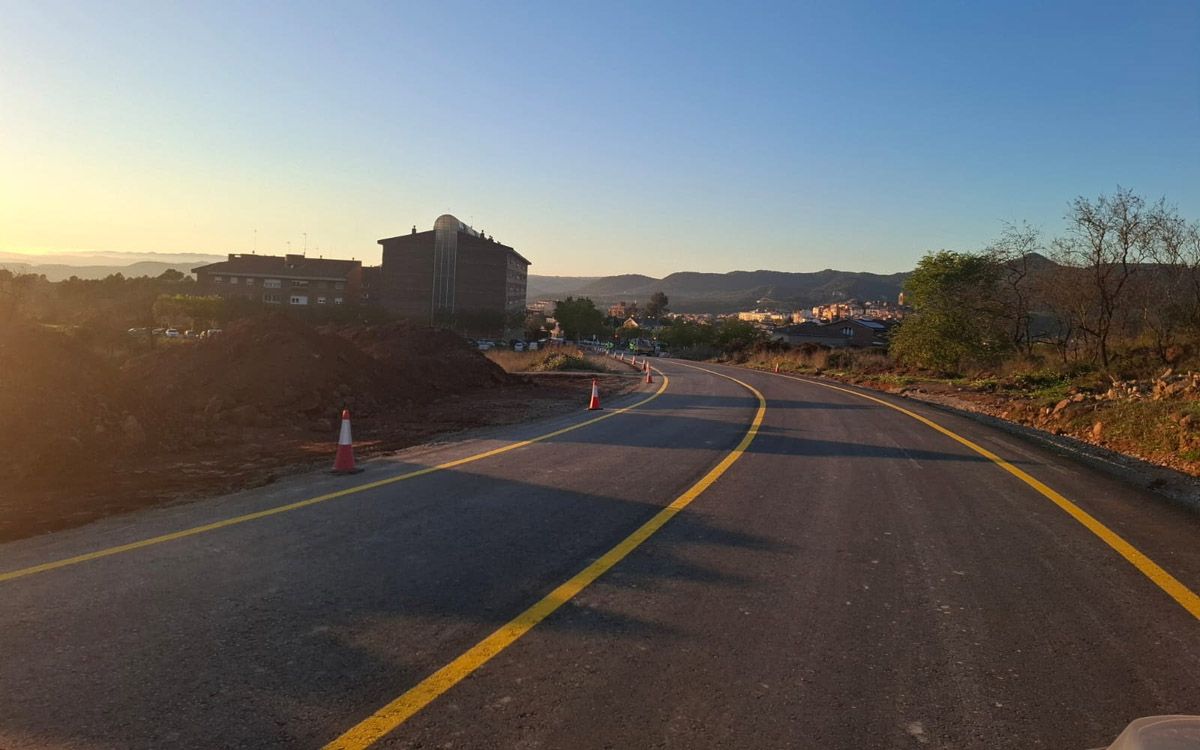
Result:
[986, 222, 1042, 355]
[1130, 205, 1198, 362]
[1051, 188, 1160, 369]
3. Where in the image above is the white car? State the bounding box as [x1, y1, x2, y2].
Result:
[514, 342, 526, 352]
[164, 328, 180, 338]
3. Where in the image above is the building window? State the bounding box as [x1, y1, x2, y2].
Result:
[214, 276, 224, 283]
[264, 294, 281, 304]
[263, 279, 281, 289]
[317, 296, 327, 305]
[290, 295, 308, 305]
[229, 276, 239, 284]
[334, 282, 345, 290]
[333, 297, 343, 305]
[245, 277, 256, 286]
[841, 327, 853, 337]
[291, 279, 308, 288]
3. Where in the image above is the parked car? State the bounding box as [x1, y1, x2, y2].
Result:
[514, 341, 526, 352]
[476, 340, 494, 351]
[164, 328, 180, 338]
[527, 341, 538, 351]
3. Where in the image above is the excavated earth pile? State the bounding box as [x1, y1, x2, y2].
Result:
[0, 322, 124, 483]
[1, 315, 600, 541]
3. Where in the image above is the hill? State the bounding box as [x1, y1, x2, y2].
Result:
[527, 268, 910, 313]
[0, 252, 223, 281]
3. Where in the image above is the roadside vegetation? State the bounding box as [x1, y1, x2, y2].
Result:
[737, 189, 1200, 476]
[486, 348, 607, 373]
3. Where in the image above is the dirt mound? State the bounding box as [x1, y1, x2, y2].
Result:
[0, 323, 125, 479]
[122, 314, 397, 434]
[120, 316, 508, 443]
[324, 321, 509, 397]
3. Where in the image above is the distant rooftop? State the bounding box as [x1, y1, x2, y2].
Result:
[377, 214, 531, 266]
[192, 253, 360, 279]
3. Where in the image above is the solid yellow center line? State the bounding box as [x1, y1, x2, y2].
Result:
[772, 370, 1200, 621]
[322, 365, 765, 750]
[0, 375, 670, 584]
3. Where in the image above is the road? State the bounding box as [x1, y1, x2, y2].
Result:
[1, 360, 1198, 749]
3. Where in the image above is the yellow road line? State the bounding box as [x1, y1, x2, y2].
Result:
[323, 365, 765, 750]
[764, 369, 1200, 621]
[0, 376, 670, 584]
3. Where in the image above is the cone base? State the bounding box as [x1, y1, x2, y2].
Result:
[331, 467, 365, 475]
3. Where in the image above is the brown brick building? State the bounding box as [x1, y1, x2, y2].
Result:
[192, 254, 363, 307]
[377, 214, 530, 336]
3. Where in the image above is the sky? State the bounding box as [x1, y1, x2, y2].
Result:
[1, 1, 1197, 277]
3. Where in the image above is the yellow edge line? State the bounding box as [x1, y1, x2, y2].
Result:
[322, 364, 766, 750]
[767, 369, 1200, 621]
[0, 375, 671, 584]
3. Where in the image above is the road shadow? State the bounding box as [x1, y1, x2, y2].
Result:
[0, 470, 792, 749]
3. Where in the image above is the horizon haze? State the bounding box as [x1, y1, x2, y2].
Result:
[2, 2, 1197, 275]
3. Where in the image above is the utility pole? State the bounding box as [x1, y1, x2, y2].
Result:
[303, 232, 308, 254]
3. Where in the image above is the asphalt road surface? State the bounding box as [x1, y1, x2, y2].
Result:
[2, 360, 1198, 749]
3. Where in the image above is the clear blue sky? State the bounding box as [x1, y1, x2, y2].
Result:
[2, 1, 1197, 276]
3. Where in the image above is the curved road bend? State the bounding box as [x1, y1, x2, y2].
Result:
[1, 360, 1198, 749]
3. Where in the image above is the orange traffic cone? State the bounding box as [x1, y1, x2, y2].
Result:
[645, 363, 654, 384]
[587, 378, 602, 410]
[332, 409, 362, 474]
[774, 362, 780, 373]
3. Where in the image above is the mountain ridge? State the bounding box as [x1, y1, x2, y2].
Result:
[528, 268, 911, 313]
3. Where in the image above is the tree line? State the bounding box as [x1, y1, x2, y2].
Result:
[892, 188, 1200, 375]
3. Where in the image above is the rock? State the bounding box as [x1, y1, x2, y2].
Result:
[1071, 393, 1086, 403]
[122, 415, 146, 445]
[1053, 398, 1071, 415]
[1091, 421, 1103, 440]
